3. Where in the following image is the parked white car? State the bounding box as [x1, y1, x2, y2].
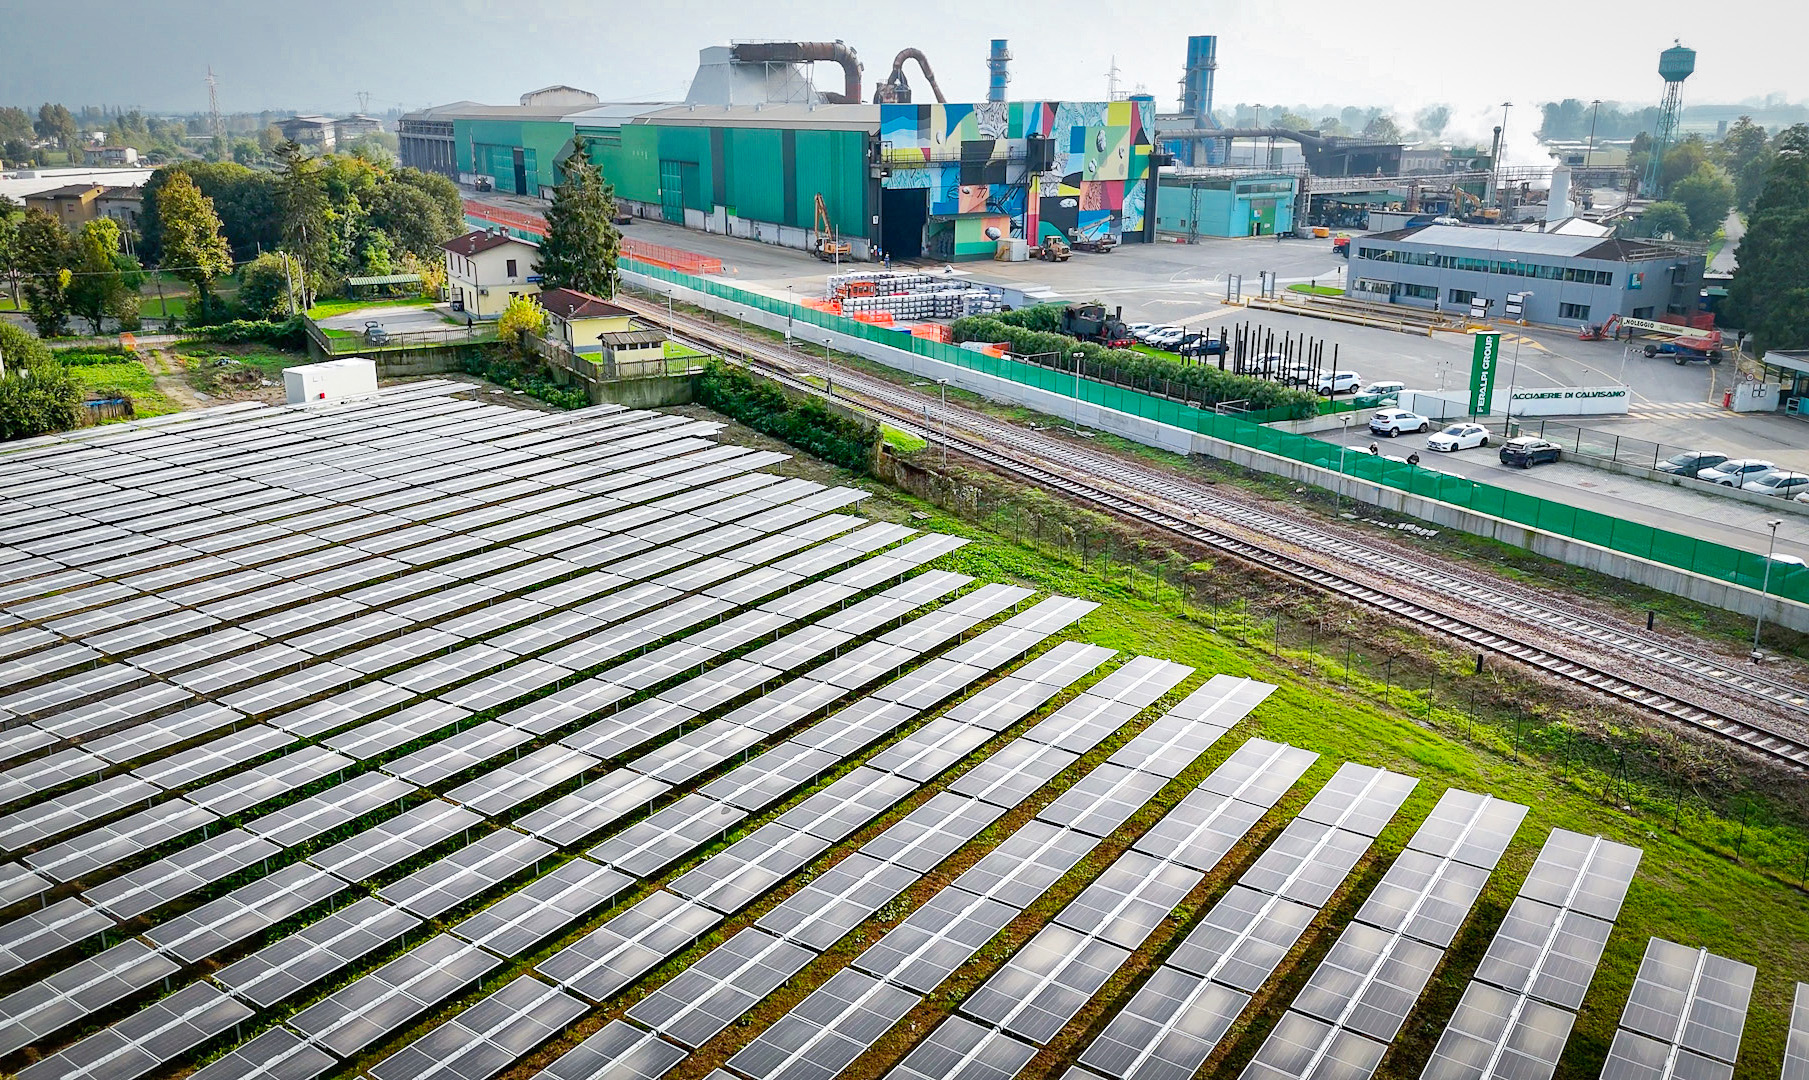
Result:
[1125, 322, 1156, 340]
[1368, 409, 1431, 437]
[1358, 380, 1405, 400]
[1698, 458, 1777, 486]
[1426, 423, 1490, 452]
[1144, 326, 1187, 349]
[1741, 471, 1809, 498]
[1317, 370, 1363, 395]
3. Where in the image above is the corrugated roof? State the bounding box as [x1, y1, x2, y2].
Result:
[631, 102, 880, 131]
[600, 330, 667, 347]
[565, 102, 681, 127]
[1365, 224, 1693, 263]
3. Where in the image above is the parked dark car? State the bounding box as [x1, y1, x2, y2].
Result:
[1178, 334, 1229, 357]
[1656, 450, 1729, 476]
[1499, 437, 1562, 468]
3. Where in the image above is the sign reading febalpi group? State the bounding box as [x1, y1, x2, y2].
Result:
[1469, 332, 1501, 417]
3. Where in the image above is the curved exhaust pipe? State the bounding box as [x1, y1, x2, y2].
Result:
[730, 41, 863, 104]
[872, 48, 946, 104]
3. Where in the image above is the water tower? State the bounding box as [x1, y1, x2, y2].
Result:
[1641, 40, 1695, 196]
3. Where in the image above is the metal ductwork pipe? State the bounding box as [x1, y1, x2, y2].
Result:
[872, 48, 947, 104]
[730, 41, 864, 104]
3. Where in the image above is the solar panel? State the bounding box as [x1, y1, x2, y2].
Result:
[954, 820, 1100, 908]
[961, 921, 1131, 1044]
[726, 967, 923, 1080]
[1408, 789, 1529, 871]
[187, 744, 353, 816]
[83, 827, 279, 920]
[1516, 829, 1642, 923]
[1166, 885, 1320, 992]
[535, 889, 723, 1002]
[378, 828, 555, 918]
[13, 981, 252, 1080]
[368, 974, 588, 1080]
[1286, 920, 1445, 1043]
[538, 1019, 688, 1080]
[145, 862, 349, 964]
[1419, 981, 1577, 1080]
[185, 1023, 337, 1080]
[1618, 938, 1756, 1067]
[629, 926, 816, 1046]
[287, 933, 502, 1058]
[1295, 763, 1419, 838]
[948, 739, 1081, 810]
[0, 862, 51, 907]
[214, 895, 422, 1007]
[857, 792, 1006, 874]
[1238, 819, 1379, 908]
[696, 743, 842, 814]
[668, 822, 834, 914]
[888, 1015, 1039, 1080]
[1237, 1009, 1387, 1080]
[307, 799, 482, 883]
[1036, 763, 1170, 838]
[1054, 851, 1204, 950]
[588, 793, 747, 878]
[1133, 789, 1270, 874]
[866, 718, 995, 784]
[244, 772, 417, 848]
[452, 857, 633, 958]
[773, 766, 919, 842]
[1077, 965, 1249, 1080]
[517, 770, 671, 848]
[1785, 983, 1809, 1080]
[0, 939, 180, 1057]
[852, 886, 1021, 993]
[0, 773, 159, 852]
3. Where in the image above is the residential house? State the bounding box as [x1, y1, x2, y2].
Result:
[540, 288, 640, 353]
[441, 228, 541, 319]
[24, 184, 106, 228]
[83, 146, 139, 166]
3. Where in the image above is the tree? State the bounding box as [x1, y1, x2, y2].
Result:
[156, 171, 233, 305]
[16, 209, 74, 336]
[1658, 136, 1710, 194]
[0, 195, 20, 309]
[535, 136, 620, 297]
[67, 219, 134, 334]
[139, 163, 280, 263]
[230, 139, 259, 165]
[1670, 165, 1735, 239]
[273, 141, 331, 304]
[0, 107, 31, 148]
[35, 103, 78, 152]
[0, 323, 81, 441]
[496, 292, 548, 362]
[1414, 104, 1451, 138]
[1628, 201, 1692, 239]
[1725, 125, 1809, 353]
[236, 252, 302, 319]
[1363, 113, 1403, 143]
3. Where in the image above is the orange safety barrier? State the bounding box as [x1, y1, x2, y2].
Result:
[461, 200, 725, 275]
[851, 312, 894, 326]
[910, 323, 953, 343]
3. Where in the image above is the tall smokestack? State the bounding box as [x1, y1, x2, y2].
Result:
[1546, 165, 1572, 225]
[1181, 35, 1217, 166]
[987, 39, 1011, 102]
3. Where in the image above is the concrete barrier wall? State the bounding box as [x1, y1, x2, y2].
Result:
[624, 269, 1809, 633]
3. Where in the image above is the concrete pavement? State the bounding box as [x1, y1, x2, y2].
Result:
[1710, 210, 1742, 273]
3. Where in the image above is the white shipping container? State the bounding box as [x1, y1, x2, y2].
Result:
[284, 358, 378, 405]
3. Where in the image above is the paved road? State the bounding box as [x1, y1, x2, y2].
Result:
[1318, 425, 1809, 561]
[315, 306, 456, 333]
[1711, 210, 1743, 273]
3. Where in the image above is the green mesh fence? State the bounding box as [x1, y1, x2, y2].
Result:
[622, 257, 1809, 607]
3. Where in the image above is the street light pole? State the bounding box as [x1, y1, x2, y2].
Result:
[786, 285, 794, 343]
[1337, 415, 1350, 512]
[937, 378, 948, 466]
[1504, 291, 1530, 429]
[823, 337, 833, 398]
[1752, 519, 1782, 659]
[1071, 350, 1083, 435]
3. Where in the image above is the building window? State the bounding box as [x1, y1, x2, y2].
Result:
[1559, 302, 1591, 321]
[1399, 283, 1437, 300]
[506, 259, 517, 277]
[1633, 306, 1654, 319]
[1448, 288, 1476, 305]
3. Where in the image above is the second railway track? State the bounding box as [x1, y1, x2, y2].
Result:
[625, 297, 1809, 771]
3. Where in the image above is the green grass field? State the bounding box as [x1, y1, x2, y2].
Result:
[305, 296, 435, 320]
[60, 359, 178, 418]
[1288, 282, 1347, 296]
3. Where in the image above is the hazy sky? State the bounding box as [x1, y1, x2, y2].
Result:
[4, 0, 1803, 126]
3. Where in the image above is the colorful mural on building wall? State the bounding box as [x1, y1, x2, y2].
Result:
[879, 100, 1153, 259]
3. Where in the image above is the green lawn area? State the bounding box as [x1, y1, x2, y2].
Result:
[880, 424, 927, 453]
[61, 359, 178, 419]
[305, 296, 435, 320]
[1288, 282, 1346, 296]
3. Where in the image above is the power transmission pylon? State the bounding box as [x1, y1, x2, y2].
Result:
[206, 66, 222, 138]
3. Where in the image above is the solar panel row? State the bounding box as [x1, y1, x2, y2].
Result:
[1236, 791, 1530, 1080]
[1069, 761, 1417, 1080]
[1598, 938, 1757, 1080]
[1420, 829, 1645, 1080]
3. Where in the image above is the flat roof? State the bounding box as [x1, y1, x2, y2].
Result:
[0, 168, 154, 200]
[1365, 223, 1693, 263]
[1762, 350, 1809, 376]
[629, 102, 880, 131]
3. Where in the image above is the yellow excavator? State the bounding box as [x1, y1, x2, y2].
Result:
[813, 194, 851, 262]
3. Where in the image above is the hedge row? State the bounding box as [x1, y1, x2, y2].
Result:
[694, 362, 877, 475]
[1, 323, 83, 441]
[952, 306, 1318, 417]
[185, 318, 309, 349]
[457, 354, 589, 411]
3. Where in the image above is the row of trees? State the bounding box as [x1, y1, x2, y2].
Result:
[1622, 119, 1784, 242]
[1725, 124, 1809, 354]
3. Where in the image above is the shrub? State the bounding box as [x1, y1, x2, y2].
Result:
[457, 352, 588, 410]
[0, 323, 82, 440]
[694, 361, 877, 474]
[186, 318, 308, 349]
[951, 308, 1318, 418]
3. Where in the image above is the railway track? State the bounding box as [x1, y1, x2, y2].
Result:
[627, 298, 1809, 771]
